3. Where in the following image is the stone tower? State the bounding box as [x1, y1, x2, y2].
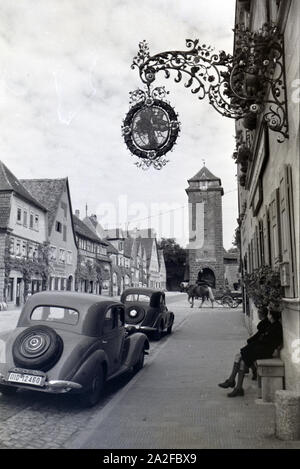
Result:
[186, 166, 225, 291]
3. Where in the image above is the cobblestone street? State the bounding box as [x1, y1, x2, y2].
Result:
[1, 295, 300, 449]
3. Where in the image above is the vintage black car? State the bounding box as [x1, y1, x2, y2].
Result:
[120, 288, 174, 340]
[0, 291, 149, 407]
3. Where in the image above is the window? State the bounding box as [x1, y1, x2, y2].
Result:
[124, 293, 150, 304]
[279, 165, 297, 296]
[22, 241, 27, 257]
[59, 249, 65, 263]
[103, 307, 114, 333]
[28, 245, 33, 258]
[269, 189, 281, 266]
[16, 240, 21, 256]
[34, 214, 39, 231]
[17, 208, 22, 223]
[33, 246, 38, 259]
[67, 251, 72, 264]
[50, 246, 57, 261]
[55, 221, 62, 233]
[31, 306, 79, 325]
[29, 212, 34, 229]
[9, 238, 14, 255]
[23, 211, 28, 227]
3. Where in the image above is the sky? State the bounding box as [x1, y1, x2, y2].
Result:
[0, 0, 238, 249]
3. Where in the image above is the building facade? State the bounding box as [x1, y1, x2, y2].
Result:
[234, 0, 300, 391]
[0, 162, 48, 307]
[21, 178, 78, 293]
[73, 214, 111, 295]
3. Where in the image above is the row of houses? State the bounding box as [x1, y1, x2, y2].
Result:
[0, 161, 166, 307]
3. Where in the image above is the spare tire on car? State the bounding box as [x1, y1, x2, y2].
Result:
[125, 305, 145, 325]
[12, 325, 63, 372]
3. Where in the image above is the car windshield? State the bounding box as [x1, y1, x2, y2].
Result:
[124, 293, 151, 304]
[31, 306, 79, 325]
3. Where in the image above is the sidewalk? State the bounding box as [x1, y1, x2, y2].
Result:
[0, 307, 21, 333]
[68, 302, 300, 449]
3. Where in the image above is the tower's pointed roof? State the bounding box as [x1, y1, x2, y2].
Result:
[188, 166, 221, 184]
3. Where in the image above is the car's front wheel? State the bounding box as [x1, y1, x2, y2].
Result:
[167, 318, 174, 335]
[153, 322, 163, 341]
[133, 349, 145, 374]
[80, 367, 105, 408]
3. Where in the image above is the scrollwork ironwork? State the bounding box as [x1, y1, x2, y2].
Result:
[131, 23, 288, 142]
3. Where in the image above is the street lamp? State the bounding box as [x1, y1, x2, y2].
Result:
[122, 23, 288, 169]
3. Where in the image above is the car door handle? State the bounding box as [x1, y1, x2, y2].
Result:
[102, 340, 108, 344]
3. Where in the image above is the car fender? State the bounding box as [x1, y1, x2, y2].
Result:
[152, 313, 165, 330]
[123, 333, 149, 368]
[71, 349, 108, 390]
[167, 311, 175, 326]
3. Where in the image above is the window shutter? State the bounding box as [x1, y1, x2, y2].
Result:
[279, 164, 297, 297]
[269, 188, 281, 266]
[63, 225, 67, 242]
[262, 207, 270, 266]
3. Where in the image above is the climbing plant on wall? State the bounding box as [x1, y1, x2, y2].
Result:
[244, 265, 283, 311]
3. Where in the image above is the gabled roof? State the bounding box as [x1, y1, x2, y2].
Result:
[82, 217, 109, 246]
[20, 178, 66, 233]
[0, 161, 47, 212]
[0, 193, 12, 229]
[73, 214, 103, 243]
[188, 166, 221, 184]
[106, 240, 119, 255]
[124, 238, 134, 258]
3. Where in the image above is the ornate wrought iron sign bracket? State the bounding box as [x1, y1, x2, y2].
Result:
[122, 23, 288, 169]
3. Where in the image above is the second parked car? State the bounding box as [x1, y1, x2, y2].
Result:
[120, 288, 175, 340]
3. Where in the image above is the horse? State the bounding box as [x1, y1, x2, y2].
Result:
[187, 284, 214, 308]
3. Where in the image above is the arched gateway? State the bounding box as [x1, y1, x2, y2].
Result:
[186, 166, 225, 292]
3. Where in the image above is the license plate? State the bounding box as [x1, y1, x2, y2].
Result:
[7, 372, 45, 387]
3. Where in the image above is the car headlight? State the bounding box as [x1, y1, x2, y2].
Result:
[129, 309, 138, 318]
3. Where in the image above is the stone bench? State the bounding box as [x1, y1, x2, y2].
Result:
[256, 358, 285, 402]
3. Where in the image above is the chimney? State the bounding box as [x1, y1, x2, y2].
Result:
[75, 209, 80, 218]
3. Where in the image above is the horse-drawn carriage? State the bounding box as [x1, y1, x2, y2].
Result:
[187, 284, 243, 308]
